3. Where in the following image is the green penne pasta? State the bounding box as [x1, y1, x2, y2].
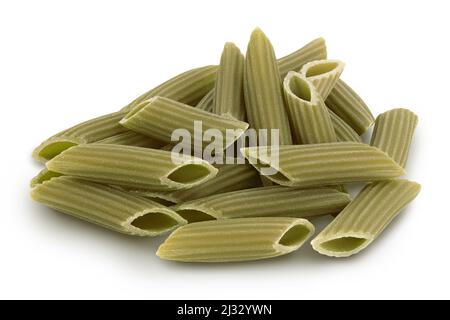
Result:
[31, 176, 186, 236]
[300, 59, 345, 100]
[196, 89, 215, 112]
[96, 131, 166, 148]
[32, 111, 128, 163]
[370, 108, 418, 168]
[283, 71, 337, 144]
[122, 65, 218, 112]
[173, 186, 352, 223]
[241, 142, 405, 187]
[244, 28, 293, 145]
[46, 144, 218, 190]
[132, 163, 262, 204]
[329, 109, 362, 142]
[325, 79, 375, 135]
[311, 179, 421, 258]
[278, 37, 327, 77]
[30, 168, 63, 188]
[213, 42, 246, 121]
[156, 217, 315, 262]
[120, 96, 249, 150]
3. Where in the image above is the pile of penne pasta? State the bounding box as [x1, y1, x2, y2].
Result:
[30, 28, 420, 262]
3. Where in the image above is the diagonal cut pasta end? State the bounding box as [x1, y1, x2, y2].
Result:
[274, 219, 315, 254]
[125, 207, 187, 237]
[32, 136, 84, 163]
[311, 232, 374, 258]
[160, 159, 218, 189]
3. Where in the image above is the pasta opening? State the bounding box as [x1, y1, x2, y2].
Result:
[278, 224, 311, 247]
[176, 209, 215, 223]
[167, 164, 212, 184]
[131, 212, 179, 232]
[319, 237, 368, 253]
[305, 62, 339, 77]
[39, 141, 78, 161]
[30, 170, 63, 187]
[254, 162, 291, 183]
[146, 197, 176, 207]
[289, 76, 311, 102]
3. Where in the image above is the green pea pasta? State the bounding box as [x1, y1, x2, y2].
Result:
[241, 142, 405, 187]
[173, 186, 352, 223]
[30, 168, 63, 188]
[30, 176, 187, 236]
[46, 144, 218, 191]
[122, 65, 218, 112]
[96, 131, 166, 148]
[131, 163, 262, 205]
[213, 42, 246, 121]
[329, 109, 362, 142]
[244, 28, 293, 145]
[311, 179, 421, 258]
[32, 111, 129, 163]
[300, 59, 345, 100]
[370, 108, 418, 168]
[120, 96, 249, 151]
[283, 71, 337, 144]
[156, 217, 315, 262]
[325, 79, 375, 135]
[278, 37, 327, 77]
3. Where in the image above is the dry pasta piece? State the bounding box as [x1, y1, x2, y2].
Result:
[30, 176, 186, 236]
[311, 179, 420, 257]
[244, 28, 293, 145]
[370, 108, 418, 168]
[283, 71, 336, 144]
[120, 96, 249, 151]
[300, 59, 345, 100]
[173, 186, 351, 223]
[156, 217, 315, 262]
[325, 79, 375, 135]
[46, 144, 218, 191]
[122, 65, 218, 112]
[213, 42, 246, 121]
[241, 142, 405, 187]
[96, 131, 165, 148]
[329, 109, 362, 142]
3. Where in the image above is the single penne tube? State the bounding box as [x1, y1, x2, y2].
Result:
[244, 28, 293, 145]
[156, 217, 315, 262]
[213, 42, 246, 121]
[325, 79, 375, 135]
[30, 176, 186, 236]
[278, 37, 327, 77]
[241, 142, 405, 187]
[196, 89, 215, 112]
[329, 109, 362, 142]
[120, 96, 249, 150]
[311, 179, 421, 258]
[370, 108, 418, 168]
[173, 186, 352, 223]
[300, 59, 345, 100]
[32, 111, 129, 163]
[283, 71, 337, 144]
[96, 131, 166, 148]
[46, 144, 218, 190]
[132, 163, 262, 204]
[122, 65, 218, 112]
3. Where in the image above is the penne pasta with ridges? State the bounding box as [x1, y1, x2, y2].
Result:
[329, 109, 362, 142]
[196, 89, 215, 112]
[156, 217, 315, 262]
[370, 108, 418, 168]
[283, 71, 337, 144]
[300, 59, 345, 100]
[325, 79, 375, 135]
[213, 42, 246, 121]
[244, 28, 293, 145]
[46, 144, 218, 191]
[122, 65, 218, 112]
[311, 179, 420, 257]
[241, 142, 406, 187]
[31, 176, 187, 236]
[173, 186, 352, 223]
[120, 96, 249, 151]
[96, 131, 166, 148]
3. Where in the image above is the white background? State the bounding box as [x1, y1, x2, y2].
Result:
[1, 0, 448, 300]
